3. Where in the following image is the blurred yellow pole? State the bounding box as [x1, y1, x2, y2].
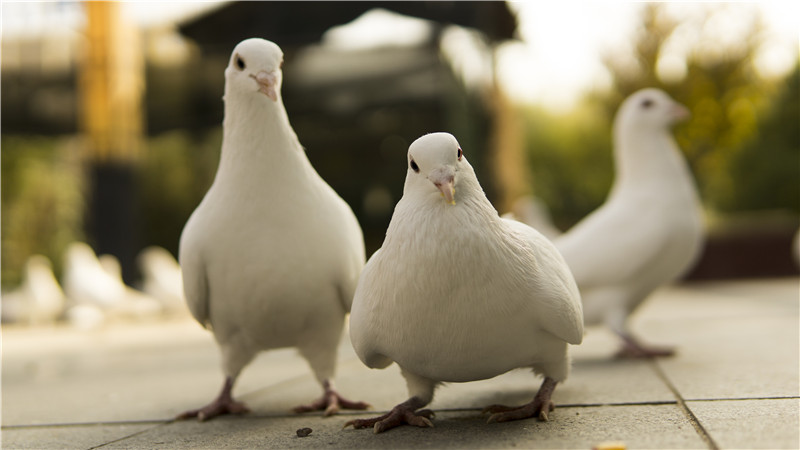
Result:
[78, 1, 145, 283]
[79, 0, 144, 163]
[488, 49, 529, 214]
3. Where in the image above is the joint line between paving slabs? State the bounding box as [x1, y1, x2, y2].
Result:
[649, 360, 720, 450]
[86, 422, 172, 450]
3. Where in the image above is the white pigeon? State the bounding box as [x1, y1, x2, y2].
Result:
[137, 246, 186, 315]
[0, 254, 66, 325]
[503, 195, 562, 240]
[63, 245, 162, 322]
[177, 38, 368, 421]
[554, 88, 704, 358]
[62, 242, 127, 309]
[346, 132, 583, 433]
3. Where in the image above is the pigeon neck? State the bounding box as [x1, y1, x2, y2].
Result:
[611, 125, 693, 194]
[218, 92, 307, 179]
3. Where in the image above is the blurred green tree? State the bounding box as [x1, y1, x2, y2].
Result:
[600, 3, 771, 211]
[137, 129, 222, 257]
[523, 3, 796, 229]
[1, 136, 85, 288]
[521, 105, 613, 229]
[720, 63, 799, 213]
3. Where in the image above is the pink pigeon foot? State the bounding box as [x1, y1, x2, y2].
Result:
[293, 380, 370, 416]
[484, 377, 558, 423]
[176, 376, 250, 421]
[343, 397, 433, 434]
[615, 334, 675, 359]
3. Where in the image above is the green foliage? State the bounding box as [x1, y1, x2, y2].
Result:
[521, 104, 614, 229]
[720, 64, 800, 213]
[598, 3, 779, 213]
[137, 128, 222, 257]
[524, 3, 798, 227]
[1, 136, 85, 288]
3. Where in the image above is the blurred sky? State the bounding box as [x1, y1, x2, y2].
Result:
[3, 1, 798, 112]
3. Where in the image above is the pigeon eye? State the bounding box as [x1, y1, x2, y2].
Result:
[410, 159, 420, 173]
[641, 98, 653, 109]
[457, 147, 463, 161]
[235, 55, 246, 71]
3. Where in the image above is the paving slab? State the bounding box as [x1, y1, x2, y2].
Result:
[97, 404, 704, 449]
[0, 423, 159, 449]
[688, 398, 800, 449]
[2, 278, 798, 449]
[634, 279, 799, 400]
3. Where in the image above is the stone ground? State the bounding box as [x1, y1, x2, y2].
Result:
[2, 278, 798, 449]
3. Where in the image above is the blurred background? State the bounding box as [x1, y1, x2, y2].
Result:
[1, 1, 798, 326]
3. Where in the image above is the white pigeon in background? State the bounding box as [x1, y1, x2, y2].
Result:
[554, 88, 704, 358]
[62, 242, 127, 309]
[346, 133, 583, 433]
[137, 246, 186, 315]
[62, 243, 161, 323]
[177, 38, 368, 421]
[97, 252, 163, 321]
[0, 254, 66, 325]
[502, 195, 562, 239]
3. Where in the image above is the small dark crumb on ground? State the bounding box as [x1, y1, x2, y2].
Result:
[296, 427, 313, 437]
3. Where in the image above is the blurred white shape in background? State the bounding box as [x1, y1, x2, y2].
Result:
[62, 242, 126, 309]
[137, 245, 187, 315]
[61, 242, 162, 328]
[1, 254, 66, 325]
[322, 8, 432, 50]
[502, 195, 562, 240]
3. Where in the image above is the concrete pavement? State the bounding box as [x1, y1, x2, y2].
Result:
[2, 278, 798, 449]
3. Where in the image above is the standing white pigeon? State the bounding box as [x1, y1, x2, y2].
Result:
[554, 88, 704, 358]
[177, 38, 368, 421]
[345, 132, 583, 433]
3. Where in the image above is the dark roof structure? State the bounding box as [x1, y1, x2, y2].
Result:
[179, 1, 517, 52]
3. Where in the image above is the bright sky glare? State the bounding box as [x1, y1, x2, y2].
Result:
[3, 1, 797, 112]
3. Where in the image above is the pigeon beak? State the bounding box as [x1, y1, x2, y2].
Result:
[671, 103, 691, 121]
[250, 71, 278, 102]
[429, 168, 456, 205]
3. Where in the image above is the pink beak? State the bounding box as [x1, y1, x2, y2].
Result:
[671, 102, 691, 121]
[429, 167, 456, 205]
[250, 71, 278, 102]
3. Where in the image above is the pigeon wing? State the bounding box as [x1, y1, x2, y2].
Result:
[503, 218, 584, 345]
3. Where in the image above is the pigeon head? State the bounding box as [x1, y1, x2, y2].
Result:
[225, 38, 284, 102]
[617, 88, 690, 132]
[406, 132, 468, 206]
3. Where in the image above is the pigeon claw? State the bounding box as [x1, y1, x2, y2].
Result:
[615, 335, 676, 359]
[483, 400, 554, 424]
[343, 406, 434, 434]
[293, 388, 370, 417]
[177, 399, 250, 422]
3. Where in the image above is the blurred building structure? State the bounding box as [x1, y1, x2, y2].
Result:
[1, 1, 796, 287]
[172, 1, 520, 252]
[1, 1, 520, 282]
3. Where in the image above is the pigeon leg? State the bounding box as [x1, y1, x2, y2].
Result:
[293, 380, 370, 416]
[614, 333, 675, 358]
[483, 377, 558, 423]
[176, 376, 250, 421]
[343, 397, 434, 434]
